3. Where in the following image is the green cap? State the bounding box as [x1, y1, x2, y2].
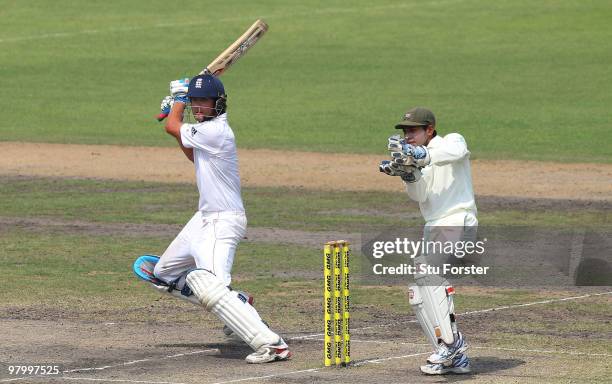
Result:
[395, 107, 436, 129]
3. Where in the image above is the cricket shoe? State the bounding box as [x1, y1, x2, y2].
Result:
[245, 338, 292, 364]
[420, 353, 471, 375]
[223, 290, 255, 337]
[427, 332, 469, 365]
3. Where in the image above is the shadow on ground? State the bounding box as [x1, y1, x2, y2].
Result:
[442, 357, 525, 382]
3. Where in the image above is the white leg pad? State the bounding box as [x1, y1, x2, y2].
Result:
[409, 278, 456, 347]
[186, 269, 279, 350]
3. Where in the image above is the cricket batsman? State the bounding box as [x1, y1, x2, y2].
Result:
[134, 75, 291, 363]
[379, 107, 477, 374]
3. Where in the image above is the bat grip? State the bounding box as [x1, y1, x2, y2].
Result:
[156, 113, 168, 121]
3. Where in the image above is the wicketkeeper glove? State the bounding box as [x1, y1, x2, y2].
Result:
[387, 135, 431, 168]
[379, 160, 422, 183]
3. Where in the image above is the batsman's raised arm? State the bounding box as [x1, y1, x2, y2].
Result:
[164, 78, 193, 162]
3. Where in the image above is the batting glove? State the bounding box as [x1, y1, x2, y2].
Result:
[170, 78, 190, 104]
[160, 95, 174, 116]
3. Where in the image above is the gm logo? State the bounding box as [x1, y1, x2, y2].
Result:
[237, 292, 247, 303]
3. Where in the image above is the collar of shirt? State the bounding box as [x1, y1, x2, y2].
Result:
[194, 113, 227, 127]
[426, 135, 442, 149]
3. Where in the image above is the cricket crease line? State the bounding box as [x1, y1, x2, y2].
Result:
[49, 368, 324, 384]
[210, 368, 322, 384]
[27, 352, 430, 384]
[0, 351, 218, 383]
[310, 337, 612, 358]
[471, 346, 612, 358]
[62, 349, 219, 373]
[61, 378, 186, 384]
[352, 351, 431, 366]
[212, 352, 432, 384]
[290, 290, 612, 340]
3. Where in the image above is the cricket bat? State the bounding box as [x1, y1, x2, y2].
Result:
[157, 19, 268, 121]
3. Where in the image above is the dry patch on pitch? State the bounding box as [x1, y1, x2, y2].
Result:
[1, 142, 611, 200]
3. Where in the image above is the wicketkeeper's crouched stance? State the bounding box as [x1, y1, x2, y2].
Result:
[380, 107, 477, 375]
[134, 74, 291, 364]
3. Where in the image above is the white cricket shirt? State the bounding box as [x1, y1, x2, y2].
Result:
[404, 133, 477, 222]
[180, 114, 245, 213]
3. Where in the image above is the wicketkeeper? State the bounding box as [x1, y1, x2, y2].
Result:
[134, 75, 291, 364]
[379, 107, 477, 375]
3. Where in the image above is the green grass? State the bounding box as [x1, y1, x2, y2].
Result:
[2, 228, 609, 340]
[0, 229, 305, 299]
[1, 176, 609, 231]
[0, 228, 408, 328]
[1, 176, 608, 324]
[0, 1, 611, 162]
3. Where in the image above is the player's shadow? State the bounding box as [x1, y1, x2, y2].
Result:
[441, 357, 525, 382]
[156, 342, 252, 360]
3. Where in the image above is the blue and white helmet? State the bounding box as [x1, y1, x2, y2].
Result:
[187, 74, 225, 98]
[187, 74, 227, 115]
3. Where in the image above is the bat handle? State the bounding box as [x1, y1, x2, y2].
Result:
[156, 113, 168, 121]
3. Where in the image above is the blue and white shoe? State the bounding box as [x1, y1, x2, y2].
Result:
[421, 353, 471, 375]
[427, 332, 469, 365]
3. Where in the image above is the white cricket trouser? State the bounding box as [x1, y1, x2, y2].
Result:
[423, 211, 478, 243]
[154, 211, 247, 286]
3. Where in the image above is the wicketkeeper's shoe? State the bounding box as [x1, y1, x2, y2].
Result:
[427, 332, 469, 365]
[420, 352, 471, 375]
[245, 338, 292, 364]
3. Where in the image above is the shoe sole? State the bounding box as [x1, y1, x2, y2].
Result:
[246, 350, 292, 364]
[420, 365, 472, 375]
[427, 344, 469, 365]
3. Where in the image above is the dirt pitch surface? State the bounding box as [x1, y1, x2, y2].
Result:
[1, 142, 611, 383]
[1, 142, 611, 200]
[2, 291, 611, 384]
